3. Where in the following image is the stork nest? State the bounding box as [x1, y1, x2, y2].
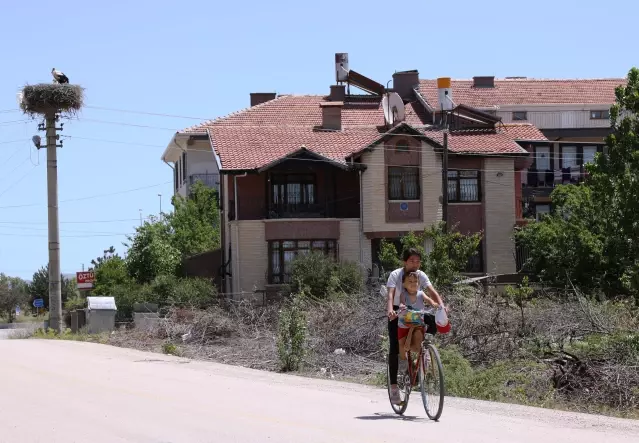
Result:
[20, 83, 84, 117]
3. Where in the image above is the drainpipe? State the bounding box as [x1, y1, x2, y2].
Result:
[358, 169, 364, 265]
[233, 173, 247, 297]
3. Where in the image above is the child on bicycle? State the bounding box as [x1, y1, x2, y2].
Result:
[397, 271, 439, 360]
[386, 248, 445, 405]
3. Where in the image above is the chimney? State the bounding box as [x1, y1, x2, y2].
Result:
[329, 84, 346, 101]
[392, 70, 419, 100]
[472, 76, 495, 88]
[320, 102, 343, 130]
[250, 92, 277, 107]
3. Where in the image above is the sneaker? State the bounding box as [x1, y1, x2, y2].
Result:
[390, 386, 402, 405]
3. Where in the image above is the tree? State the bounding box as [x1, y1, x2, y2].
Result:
[0, 273, 29, 323]
[516, 67, 639, 301]
[167, 180, 221, 257]
[28, 265, 75, 309]
[92, 251, 132, 296]
[378, 222, 482, 287]
[125, 216, 181, 284]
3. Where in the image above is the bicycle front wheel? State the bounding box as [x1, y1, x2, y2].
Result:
[386, 354, 410, 415]
[419, 343, 445, 420]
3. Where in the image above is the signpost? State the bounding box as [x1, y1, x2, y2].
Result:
[76, 271, 95, 290]
[33, 298, 44, 308]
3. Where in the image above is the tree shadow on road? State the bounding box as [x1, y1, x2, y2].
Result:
[355, 413, 427, 423]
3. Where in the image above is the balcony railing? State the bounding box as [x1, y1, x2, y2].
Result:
[524, 165, 588, 189]
[267, 203, 328, 219]
[189, 173, 219, 189]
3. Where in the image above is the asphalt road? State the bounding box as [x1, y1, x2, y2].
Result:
[1, 340, 637, 443]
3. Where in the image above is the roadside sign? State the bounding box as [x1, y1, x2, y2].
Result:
[76, 271, 95, 290]
[33, 298, 44, 308]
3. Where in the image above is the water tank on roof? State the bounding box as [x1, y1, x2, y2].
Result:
[437, 77, 454, 111]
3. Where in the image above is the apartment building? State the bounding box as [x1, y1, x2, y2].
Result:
[418, 76, 626, 221]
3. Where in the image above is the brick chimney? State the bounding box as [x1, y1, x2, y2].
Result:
[320, 102, 343, 130]
[250, 92, 277, 107]
[473, 76, 495, 88]
[392, 70, 419, 100]
[329, 84, 346, 101]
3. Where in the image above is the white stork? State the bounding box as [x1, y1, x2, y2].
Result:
[51, 68, 69, 84]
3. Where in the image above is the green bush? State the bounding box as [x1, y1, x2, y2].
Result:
[64, 295, 86, 311]
[144, 275, 218, 309]
[277, 293, 308, 372]
[439, 346, 553, 406]
[290, 252, 363, 299]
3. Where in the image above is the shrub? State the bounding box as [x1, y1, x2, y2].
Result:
[277, 293, 308, 372]
[290, 252, 363, 299]
[145, 275, 217, 309]
[64, 295, 86, 311]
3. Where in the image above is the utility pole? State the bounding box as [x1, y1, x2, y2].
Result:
[139, 209, 143, 226]
[43, 112, 63, 331]
[441, 110, 449, 233]
[158, 194, 162, 219]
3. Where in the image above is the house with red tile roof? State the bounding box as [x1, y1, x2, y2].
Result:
[160, 58, 565, 297]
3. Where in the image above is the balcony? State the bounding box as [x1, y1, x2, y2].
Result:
[189, 173, 219, 190]
[523, 166, 588, 198]
[267, 203, 330, 219]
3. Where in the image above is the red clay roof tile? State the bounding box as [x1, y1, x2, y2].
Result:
[183, 94, 539, 170]
[418, 78, 626, 108]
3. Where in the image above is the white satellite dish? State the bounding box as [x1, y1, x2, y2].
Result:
[382, 92, 405, 126]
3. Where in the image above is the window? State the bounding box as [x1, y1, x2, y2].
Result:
[271, 174, 316, 210]
[181, 152, 187, 184]
[512, 111, 527, 121]
[268, 240, 337, 284]
[388, 167, 420, 200]
[535, 146, 551, 171]
[562, 146, 577, 168]
[395, 140, 410, 153]
[536, 204, 550, 221]
[583, 146, 597, 164]
[448, 170, 480, 202]
[590, 110, 610, 120]
[173, 162, 179, 191]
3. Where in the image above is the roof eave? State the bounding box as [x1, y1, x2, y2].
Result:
[160, 131, 208, 163]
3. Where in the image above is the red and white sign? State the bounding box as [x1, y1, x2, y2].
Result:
[76, 271, 95, 290]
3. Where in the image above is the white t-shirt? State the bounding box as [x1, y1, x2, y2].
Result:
[386, 268, 432, 306]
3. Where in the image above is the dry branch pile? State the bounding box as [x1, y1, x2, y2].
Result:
[20, 84, 84, 117]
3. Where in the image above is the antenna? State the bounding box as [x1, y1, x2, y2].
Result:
[382, 92, 405, 126]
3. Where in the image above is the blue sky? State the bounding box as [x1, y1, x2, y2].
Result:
[0, 0, 635, 280]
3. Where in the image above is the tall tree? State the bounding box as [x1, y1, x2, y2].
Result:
[167, 180, 221, 257]
[0, 273, 29, 323]
[28, 265, 75, 309]
[125, 216, 181, 284]
[91, 247, 132, 295]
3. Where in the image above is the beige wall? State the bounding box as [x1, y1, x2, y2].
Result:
[361, 140, 442, 233]
[483, 158, 516, 274]
[231, 220, 267, 294]
[338, 219, 372, 270]
[494, 105, 613, 130]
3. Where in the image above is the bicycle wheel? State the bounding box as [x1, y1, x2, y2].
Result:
[386, 354, 410, 415]
[419, 343, 445, 420]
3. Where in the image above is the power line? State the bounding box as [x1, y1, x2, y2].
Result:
[0, 164, 38, 199]
[0, 109, 20, 114]
[0, 231, 132, 238]
[0, 180, 172, 209]
[0, 139, 30, 145]
[65, 117, 178, 131]
[0, 218, 141, 225]
[84, 105, 211, 120]
[60, 135, 165, 148]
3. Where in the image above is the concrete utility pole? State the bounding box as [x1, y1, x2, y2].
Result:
[42, 112, 63, 331]
[441, 111, 449, 233]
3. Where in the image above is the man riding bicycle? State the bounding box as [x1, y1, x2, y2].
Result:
[385, 248, 445, 405]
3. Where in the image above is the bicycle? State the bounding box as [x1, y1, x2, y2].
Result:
[386, 311, 445, 420]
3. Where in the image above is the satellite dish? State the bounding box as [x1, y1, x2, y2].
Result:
[382, 92, 405, 126]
